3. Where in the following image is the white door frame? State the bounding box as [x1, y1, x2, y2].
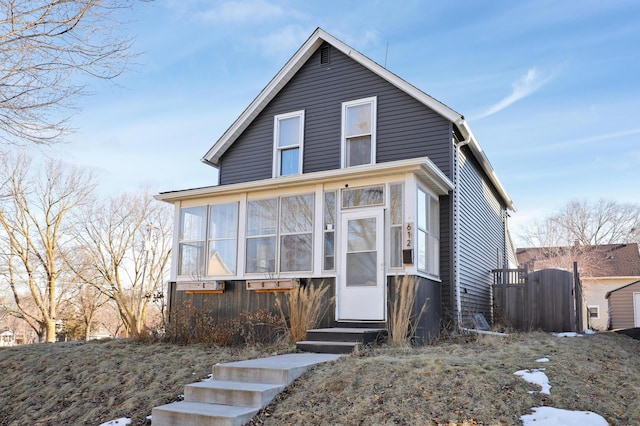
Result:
[337, 208, 386, 321]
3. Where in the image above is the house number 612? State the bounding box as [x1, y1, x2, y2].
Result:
[404, 223, 414, 250]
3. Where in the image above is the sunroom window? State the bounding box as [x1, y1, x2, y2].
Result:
[273, 111, 304, 177]
[246, 194, 314, 274]
[342, 97, 376, 167]
[178, 203, 239, 277]
[417, 187, 439, 276]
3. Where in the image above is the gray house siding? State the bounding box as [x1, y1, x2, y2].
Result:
[607, 280, 640, 329]
[219, 43, 453, 185]
[457, 145, 507, 325]
[168, 279, 337, 333]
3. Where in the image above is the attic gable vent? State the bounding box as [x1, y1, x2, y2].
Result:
[320, 45, 330, 65]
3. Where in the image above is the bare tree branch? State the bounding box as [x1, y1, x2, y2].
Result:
[0, 0, 140, 145]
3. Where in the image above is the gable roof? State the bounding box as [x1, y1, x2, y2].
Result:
[517, 243, 640, 278]
[605, 279, 640, 299]
[201, 27, 515, 212]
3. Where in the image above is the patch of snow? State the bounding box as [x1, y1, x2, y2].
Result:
[202, 374, 213, 382]
[514, 368, 551, 394]
[536, 357, 550, 363]
[146, 415, 152, 420]
[553, 332, 583, 338]
[521, 407, 608, 426]
[584, 329, 596, 335]
[99, 418, 131, 426]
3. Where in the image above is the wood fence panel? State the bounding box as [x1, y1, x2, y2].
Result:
[493, 269, 576, 332]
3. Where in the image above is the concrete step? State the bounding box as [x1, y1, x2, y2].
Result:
[296, 340, 359, 354]
[212, 353, 338, 384]
[305, 327, 387, 344]
[184, 380, 285, 407]
[152, 401, 259, 426]
[151, 353, 340, 426]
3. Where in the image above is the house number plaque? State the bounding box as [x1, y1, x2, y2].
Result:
[404, 222, 414, 250]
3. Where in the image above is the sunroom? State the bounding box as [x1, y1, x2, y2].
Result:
[158, 156, 453, 324]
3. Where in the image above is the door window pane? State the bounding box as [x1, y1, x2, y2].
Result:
[346, 252, 377, 286]
[347, 217, 376, 252]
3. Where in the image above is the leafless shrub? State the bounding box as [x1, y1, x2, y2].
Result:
[276, 282, 332, 344]
[239, 309, 287, 345]
[163, 301, 240, 346]
[387, 276, 428, 346]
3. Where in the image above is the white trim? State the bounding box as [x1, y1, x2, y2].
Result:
[341, 96, 377, 168]
[273, 110, 305, 177]
[634, 292, 640, 328]
[157, 157, 453, 203]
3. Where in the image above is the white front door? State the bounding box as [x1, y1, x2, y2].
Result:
[634, 293, 640, 328]
[338, 209, 385, 321]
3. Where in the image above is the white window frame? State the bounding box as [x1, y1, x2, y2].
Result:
[178, 203, 239, 278]
[245, 193, 314, 276]
[416, 185, 440, 278]
[273, 110, 304, 177]
[341, 97, 377, 168]
[587, 305, 600, 319]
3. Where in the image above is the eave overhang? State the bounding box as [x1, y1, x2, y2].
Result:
[155, 157, 454, 203]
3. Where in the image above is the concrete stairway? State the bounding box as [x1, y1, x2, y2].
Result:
[151, 353, 340, 426]
[296, 327, 388, 354]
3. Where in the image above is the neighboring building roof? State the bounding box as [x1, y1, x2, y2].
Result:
[199, 27, 515, 212]
[605, 279, 640, 299]
[517, 243, 640, 278]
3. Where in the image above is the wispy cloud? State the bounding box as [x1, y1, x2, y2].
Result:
[476, 67, 553, 119]
[197, 0, 287, 24]
[258, 25, 311, 57]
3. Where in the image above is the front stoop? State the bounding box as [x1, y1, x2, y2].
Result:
[296, 327, 388, 354]
[151, 353, 340, 426]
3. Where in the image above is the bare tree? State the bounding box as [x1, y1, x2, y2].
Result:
[0, 152, 95, 342]
[0, 0, 139, 145]
[73, 191, 172, 337]
[520, 199, 640, 248]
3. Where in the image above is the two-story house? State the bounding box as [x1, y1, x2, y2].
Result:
[156, 28, 515, 343]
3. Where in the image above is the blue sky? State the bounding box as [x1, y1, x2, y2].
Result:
[34, 0, 639, 245]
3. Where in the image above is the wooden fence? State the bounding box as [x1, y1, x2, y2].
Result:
[493, 268, 581, 332]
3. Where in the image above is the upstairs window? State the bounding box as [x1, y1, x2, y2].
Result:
[273, 111, 304, 177]
[342, 97, 376, 167]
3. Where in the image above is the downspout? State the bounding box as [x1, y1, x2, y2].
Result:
[453, 118, 471, 331]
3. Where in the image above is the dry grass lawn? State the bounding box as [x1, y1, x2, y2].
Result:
[0, 331, 638, 425]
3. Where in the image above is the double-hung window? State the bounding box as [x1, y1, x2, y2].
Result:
[246, 194, 314, 274]
[178, 203, 239, 277]
[273, 110, 304, 177]
[417, 187, 439, 276]
[342, 97, 376, 167]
